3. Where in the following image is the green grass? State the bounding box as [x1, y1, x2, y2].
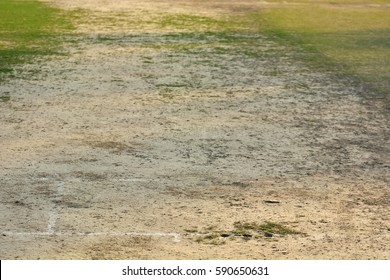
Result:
[233, 221, 301, 237]
[0, 95, 11, 102]
[257, 221, 301, 236]
[0, 0, 73, 82]
[191, 221, 302, 245]
[258, 1, 390, 94]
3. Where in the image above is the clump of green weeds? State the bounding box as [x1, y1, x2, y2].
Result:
[257, 221, 301, 236]
[191, 221, 302, 245]
[0, 95, 11, 102]
[233, 221, 302, 238]
[195, 233, 226, 245]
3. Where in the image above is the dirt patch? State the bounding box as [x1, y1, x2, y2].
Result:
[0, 0, 389, 259]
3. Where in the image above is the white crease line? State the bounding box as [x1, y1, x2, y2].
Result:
[47, 214, 57, 234]
[47, 182, 65, 234]
[1, 231, 181, 242]
[113, 179, 155, 182]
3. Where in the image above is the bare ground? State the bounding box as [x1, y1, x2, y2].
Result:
[0, 0, 389, 259]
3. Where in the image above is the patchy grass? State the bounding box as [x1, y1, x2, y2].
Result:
[192, 221, 302, 244]
[258, 221, 301, 236]
[195, 233, 226, 245]
[2, 0, 387, 100]
[234, 221, 302, 237]
[88, 2, 390, 96]
[259, 1, 390, 94]
[0, 95, 11, 102]
[0, 0, 73, 82]
[232, 221, 257, 236]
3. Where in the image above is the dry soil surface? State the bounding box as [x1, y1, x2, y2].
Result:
[0, 0, 389, 259]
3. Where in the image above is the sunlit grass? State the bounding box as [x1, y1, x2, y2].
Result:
[259, 2, 390, 94]
[0, 0, 73, 82]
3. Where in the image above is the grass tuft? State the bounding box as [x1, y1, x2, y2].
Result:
[258, 221, 301, 236]
[234, 221, 301, 237]
[0, 96, 11, 102]
[192, 220, 302, 245]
